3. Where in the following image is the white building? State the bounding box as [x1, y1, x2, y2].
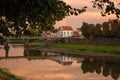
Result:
[57, 26, 73, 38]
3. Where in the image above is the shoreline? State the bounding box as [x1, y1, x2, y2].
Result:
[0, 68, 22, 80]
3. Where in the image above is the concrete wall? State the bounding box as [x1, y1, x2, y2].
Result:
[61, 38, 120, 45]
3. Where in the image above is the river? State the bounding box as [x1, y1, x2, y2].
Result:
[0, 44, 120, 80]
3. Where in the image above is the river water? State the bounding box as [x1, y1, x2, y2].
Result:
[0, 44, 120, 80]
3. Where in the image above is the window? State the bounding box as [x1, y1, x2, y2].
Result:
[64, 32, 66, 35]
[61, 32, 63, 36]
[67, 32, 69, 35]
[71, 32, 73, 35]
[61, 32, 63, 35]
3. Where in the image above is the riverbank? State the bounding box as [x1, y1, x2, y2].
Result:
[29, 42, 120, 56]
[0, 68, 22, 80]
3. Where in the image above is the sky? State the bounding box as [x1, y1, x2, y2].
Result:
[54, 0, 118, 30]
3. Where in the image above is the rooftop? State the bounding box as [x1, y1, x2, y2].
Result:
[58, 26, 73, 30]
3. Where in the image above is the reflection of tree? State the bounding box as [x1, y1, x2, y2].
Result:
[81, 57, 120, 80]
[103, 62, 110, 77]
[24, 49, 46, 61]
[111, 63, 120, 80]
[94, 59, 102, 74]
[24, 49, 41, 56]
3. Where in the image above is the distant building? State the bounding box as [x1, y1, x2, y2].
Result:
[42, 31, 57, 38]
[57, 26, 73, 38]
[41, 26, 83, 38]
[73, 31, 79, 37]
[76, 28, 83, 37]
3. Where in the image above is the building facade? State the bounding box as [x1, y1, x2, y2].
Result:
[57, 26, 73, 38]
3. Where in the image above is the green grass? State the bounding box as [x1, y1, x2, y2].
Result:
[0, 69, 22, 80]
[29, 42, 120, 54]
[29, 42, 44, 48]
[8, 39, 25, 44]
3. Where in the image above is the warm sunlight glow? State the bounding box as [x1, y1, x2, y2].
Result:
[55, 0, 116, 29]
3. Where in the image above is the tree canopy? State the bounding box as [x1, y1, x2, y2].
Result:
[0, 0, 119, 39]
[0, 0, 86, 37]
[81, 19, 120, 38]
[92, 0, 120, 18]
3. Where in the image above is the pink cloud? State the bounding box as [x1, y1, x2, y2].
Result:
[54, 0, 117, 30]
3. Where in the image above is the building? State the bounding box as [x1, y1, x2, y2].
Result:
[57, 26, 73, 38]
[76, 28, 83, 37]
[73, 31, 79, 37]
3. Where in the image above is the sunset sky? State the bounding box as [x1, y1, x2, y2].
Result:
[54, 0, 117, 30]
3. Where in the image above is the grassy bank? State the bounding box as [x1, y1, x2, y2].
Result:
[29, 42, 120, 54]
[0, 69, 22, 80]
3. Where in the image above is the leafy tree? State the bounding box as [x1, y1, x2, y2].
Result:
[0, 0, 86, 37]
[0, 0, 87, 46]
[92, 0, 120, 18]
[102, 22, 110, 37]
[88, 24, 95, 37]
[81, 22, 90, 37]
[110, 19, 120, 38]
[0, 19, 13, 37]
[94, 23, 102, 37]
[0, 0, 119, 45]
[27, 28, 39, 36]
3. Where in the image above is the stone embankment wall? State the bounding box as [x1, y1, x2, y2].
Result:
[28, 37, 120, 45]
[50, 38, 120, 45]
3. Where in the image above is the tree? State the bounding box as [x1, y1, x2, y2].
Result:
[0, 0, 86, 36]
[0, 0, 87, 46]
[92, 0, 120, 18]
[110, 19, 120, 38]
[0, 18, 13, 37]
[94, 23, 102, 37]
[27, 28, 40, 37]
[88, 24, 95, 37]
[81, 22, 90, 38]
[0, 0, 119, 44]
[102, 22, 110, 37]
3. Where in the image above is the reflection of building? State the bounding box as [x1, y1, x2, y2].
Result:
[52, 55, 73, 65]
[24, 50, 73, 65]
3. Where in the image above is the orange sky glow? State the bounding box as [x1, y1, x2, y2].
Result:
[54, 0, 117, 30]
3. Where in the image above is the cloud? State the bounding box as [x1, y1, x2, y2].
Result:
[55, 12, 116, 29]
[63, 0, 100, 12]
[54, 0, 117, 30]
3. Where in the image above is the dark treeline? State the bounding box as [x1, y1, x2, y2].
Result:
[81, 19, 120, 38]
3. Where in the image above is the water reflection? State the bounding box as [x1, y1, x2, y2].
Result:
[24, 49, 73, 65]
[24, 49, 120, 80]
[1, 45, 120, 80]
[0, 44, 24, 58]
[81, 57, 120, 80]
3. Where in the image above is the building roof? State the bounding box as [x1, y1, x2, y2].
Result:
[58, 26, 73, 31]
[46, 31, 51, 35]
[73, 31, 79, 36]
